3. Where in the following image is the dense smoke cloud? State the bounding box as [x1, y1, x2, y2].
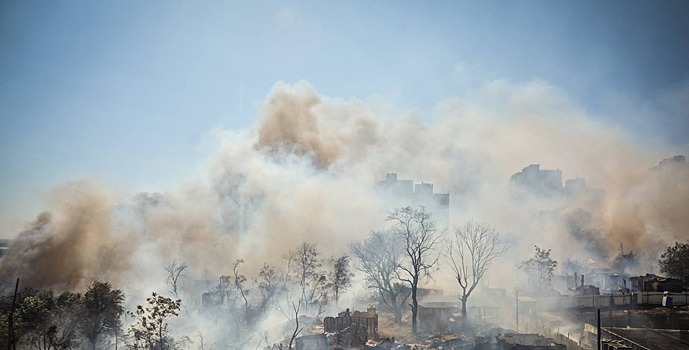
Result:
[0, 181, 123, 291]
[608, 159, 689, 262]
[0, 80, 686, 297]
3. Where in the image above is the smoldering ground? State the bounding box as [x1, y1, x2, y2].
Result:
[0, 80, 687, 344]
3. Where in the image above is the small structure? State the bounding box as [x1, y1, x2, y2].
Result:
[575, 285, 600, 296]
[631, 274, 685, 293]
[323, 307, 378, 339]
[418, 301, 462, 332]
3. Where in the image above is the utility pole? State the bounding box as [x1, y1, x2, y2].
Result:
[597, 308, 601, 350]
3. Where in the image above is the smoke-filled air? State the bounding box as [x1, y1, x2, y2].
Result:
[2, 2, 689, 349]
[1, 78, 688, 347]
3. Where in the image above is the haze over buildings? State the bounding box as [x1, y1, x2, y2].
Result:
[510, 164, 605, 212]
[375, 173, 450, 228]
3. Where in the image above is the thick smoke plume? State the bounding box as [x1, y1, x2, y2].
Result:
[0, 181, 125, 291]
[1, 80, 686, 301]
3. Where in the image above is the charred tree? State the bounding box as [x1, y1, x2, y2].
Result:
[388, 206, 443, 335]
[164, 261, 188, 299]
[350, 230, 408, 323]
[446, 220, 508, 324]
[285, 242, 326, 315]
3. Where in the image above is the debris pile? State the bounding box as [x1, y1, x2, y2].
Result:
[363, 334, 472, 350]
[328, 324, 370, 348]
[291, 308, 567, 349]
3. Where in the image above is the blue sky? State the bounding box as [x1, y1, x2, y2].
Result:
[1, 0, 688, 236]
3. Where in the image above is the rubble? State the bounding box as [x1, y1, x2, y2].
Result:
[327, 324, 370, 348]
[295, 334, 327, 350]
[293, 307, 567, 350]
[296, 330, 567, 350]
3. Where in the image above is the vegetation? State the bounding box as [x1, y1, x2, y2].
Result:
[127, 292, 182, 350]
[0, 206, 517, 347]
[0, 281, 124, 350]
[81, 281, 125, 350]
[284, 241, 328, 316]
[325, 254, 353, 308]
[611, 243, 638, 273]
[519, 245, 557, 291]
[659, 241, 689, 282]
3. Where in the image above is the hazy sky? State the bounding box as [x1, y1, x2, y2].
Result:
[1, 0, 688, 236]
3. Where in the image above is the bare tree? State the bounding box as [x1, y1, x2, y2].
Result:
[198, 331, 217, 350]
[285, 242, 326, 314]
[164, 261, 188, 298]
[388, 206, 443, 335]
[287, 301, 302, 350]
[253, 263, 281, 317]
[268, 300, 303, 350]
[232, 259, 251, 325]
[350, 230, 409, 323]
[275, 253, 297, 320]
[446, 220, 509, 324]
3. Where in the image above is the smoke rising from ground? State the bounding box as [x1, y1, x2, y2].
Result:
[0, 79, 686, 301]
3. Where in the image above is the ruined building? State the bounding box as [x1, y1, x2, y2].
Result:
[375, 173, 450, 228]
[298, 307, 378, 349]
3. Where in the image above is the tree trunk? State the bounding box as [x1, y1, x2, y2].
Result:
[461, 296, 468, 325]
[393, 307, 402, 324]
[411, 282, 418, 335]
[388, 293, 404, 324]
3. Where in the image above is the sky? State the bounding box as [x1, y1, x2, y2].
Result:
[1, 0, 688, 238]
